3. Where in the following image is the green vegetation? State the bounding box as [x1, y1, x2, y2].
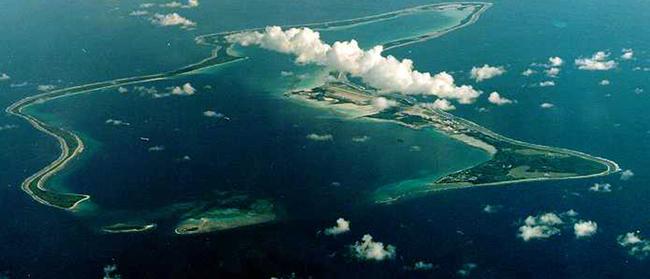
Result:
[289, 80, 619, 204]
[175, 199, 276, 235]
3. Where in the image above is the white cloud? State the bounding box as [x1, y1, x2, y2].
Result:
[203, 110, 230, 120]
[518, 212, 563, 241]
[518, 210, 593, 241]
[589, 183, 612, 192]
[621, 48, 634, 60]
[352, 135, 370, 142]
[599, 80, 610, 86]
[521, 69, 536, 76]
[103, 264, 121, 279]
[227, 26, 482, 104]
[420, 99, 456, 111]
[411, 261, 434, 271]
[470, 64, 506, 82]
[306, 133, 333, 141]
[575, 51, 618, 71]
[105, 119, 131, 126]
[574, 220, 598, 238]
[139, 3, 155, 8]
[187, 0, 199, 7]
[349, 234, 396, 261]
[117, 86, 128, 93]
[548, 56, 564, 67]
[517, 212, 571, 241]
[635, 88, 644, 94]
[37, 84, 56, 91]
[539, 80, 556, 87]
[488, 92, 513, 105]
[372, 97, 397, 110]
[540, 102, 555, 109]
[324, 218, 350, 236]
[160, 1, 182, 8]
[483, 204, 502, 214]
[620, 169, 634, 181]
[161, 0, 199, 8]
[170, 83, 196, 96]
[148, 145, 165, 152]
[618, 231, 650, 259]
[151, 13, 196, 29]
[457, 263, 478, 277]
[0, 73, 10, 81]
[545, 67, 560, 78]
[129, 10, 149, 16]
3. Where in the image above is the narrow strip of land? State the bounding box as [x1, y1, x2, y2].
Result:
[6, 2, 491, 210]
[287, 80, 620, 204]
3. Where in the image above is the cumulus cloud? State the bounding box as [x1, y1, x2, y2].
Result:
[324, 218, 350, 236]
[575, 51, 617, 71]
[539, 81, 556, 87]
[227, 26, 482, 104]
[518, 210, 590, 241]
[618, 231, 650, 259]
[148, 145, 165, 152]
[160, 0, 198, 8]
[540, 102, 555, 109]
[589, 183, 612, 192]
[187, 0, 199, 7]
[151, 13, 196, 29]
[170, 83, 196, 96]
[140, 3, 155, 8]
[457, 263, 478, 277]
[599, 80, 610, 86]
[521, 69, 536, 76]
[411, 261, 434, 271]
[203, 110, 230, 120]
[488, 92, 513, 105]
[0, 73, 10, 81]
[117, 86, 128, 93]
[518, 212, 564, 241]
[420, 99, 456, 111]
[548, 56, 564, 67]
[545, 67, 560, 78]
[350, 234, 396, 261]
[574, 220, 598, 238]
[103, 264, 121, 279]
[160, 1, 182, 8]
[621, 48, 634, 60]
[129, 10, 149, 16]
[470, 64, 506, 82]
[620, 169, 634, 181]
[483, 204, 502, 214]
[306, 133, 333, 141]
[372, 97, 398, 110]
[105, 119, 131, 126]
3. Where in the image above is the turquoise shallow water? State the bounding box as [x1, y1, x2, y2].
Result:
[1, 0, 650, 278]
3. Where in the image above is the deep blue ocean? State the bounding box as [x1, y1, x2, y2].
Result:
[1, 0, 649, 278]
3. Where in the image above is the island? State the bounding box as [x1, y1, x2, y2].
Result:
[174, 199, 276, 235]
[102, 223, 157, 234]
[6, 2, 493, 211]
[287, 79, 620, 204]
